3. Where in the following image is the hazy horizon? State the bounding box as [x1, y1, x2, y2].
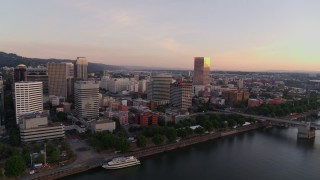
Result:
[1, 0, 319, 71]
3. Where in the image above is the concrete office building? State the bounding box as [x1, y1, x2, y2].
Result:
[147, 74, 172, 105]
[14, 81, 43, 124]
[91, 119, 116, 133]
[170, 82, 193, 110]
[75, 57, 88, 81]
[19, 112, 65, 142]
[222, 90, 250, 106]
[26, 67, 49, 95]
[109, 78, 130, 93]
[48, 63, 74, 98]
[0, 77, 4, 127]
[75, 81, 99, 120]
[193, 57, 210, 85]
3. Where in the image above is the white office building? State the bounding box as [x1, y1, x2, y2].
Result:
[15, 81, 43, 124]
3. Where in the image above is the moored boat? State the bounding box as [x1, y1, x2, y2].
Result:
[102, 156, 140, 170]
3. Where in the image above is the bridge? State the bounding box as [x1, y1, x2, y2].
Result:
[192, 110, 320, 139]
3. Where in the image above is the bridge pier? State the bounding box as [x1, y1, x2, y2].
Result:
[297, 126, 315, 139]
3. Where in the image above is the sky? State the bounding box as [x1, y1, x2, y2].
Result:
[0, 0, 320, 71]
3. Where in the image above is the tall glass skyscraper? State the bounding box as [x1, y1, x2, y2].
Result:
[193, 57, 211, 85]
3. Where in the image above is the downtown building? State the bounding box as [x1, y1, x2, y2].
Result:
[75, 57, 88, 81]
[26, 67, 49, 95]
[74, 81, 99, 121]
[147, 74, 172, 105]
[193, 57, 210, 85]
[19, 112, 65, 143]
[193, 57, 211, 96]
[14, 81, 43, 124]
[222, 90, 250, 106]
[170, 82, 193, 110]
[14, 64, 27, 82]
[48, 62, 74, 98]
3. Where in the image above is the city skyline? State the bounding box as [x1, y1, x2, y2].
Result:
[1, 0, 320, 71]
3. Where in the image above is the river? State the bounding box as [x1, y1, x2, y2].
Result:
[66, 119, 320, 180]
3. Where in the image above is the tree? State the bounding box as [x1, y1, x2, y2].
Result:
[22, 145, 31, 165]
[227, 119, 236, 128]
[67, 149, 75, 159]
[9, 129, 19, 146]
[4, 156, 27, 177]
[196, 114, 208, 125]
[136, 135, 147, 148]
[35, 154, 44, 164]
[152, 134, 164, 145]
[50, 149, 60, 163]
[7, 147, 19, 157]
[165, 127, 177, 142]
[33, 143, 42, 152]
[116, 128, 128, 138]
[52, 116, 59, 122]
[194, 127, 205, 134]
[203, 120, 213, 131]
[56, 112, 67, 121]
[115, 137, 130, 152]
[185, 127, 193, 136]
[0, 168, 3, 178]
[177, 128, 187, 138]
[166, 121, 175, 127]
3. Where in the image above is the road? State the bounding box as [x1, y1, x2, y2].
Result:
[22, 134, 115, 180]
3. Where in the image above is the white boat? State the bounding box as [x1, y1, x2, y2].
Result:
[102, 156, 140, 170]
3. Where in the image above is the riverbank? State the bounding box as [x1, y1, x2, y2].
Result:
[126, 123, 265, 158]
[285, 109, 320, 120]
[23, 123, 265, 180]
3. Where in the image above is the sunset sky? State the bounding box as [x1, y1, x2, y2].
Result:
[0, 0, 319, 71]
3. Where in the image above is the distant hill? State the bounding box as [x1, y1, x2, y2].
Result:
[0, 51, 126, 73]
[0, 52, 191, 73]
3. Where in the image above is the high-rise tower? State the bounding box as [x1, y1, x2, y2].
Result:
[14, 64, 27, 82]
[14, 81, 43, 124]
[74, 81, 99, 120]
[193, 57, 210, 85]
[170, 82, 193, 110]
[75, 57, 88, 81]
[147, 74, 172, 105]
[48, 63, 74, 98]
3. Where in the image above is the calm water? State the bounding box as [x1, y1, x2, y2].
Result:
[66, 119, 320, 180]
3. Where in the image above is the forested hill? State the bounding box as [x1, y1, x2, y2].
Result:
[0, 51, 125, 73]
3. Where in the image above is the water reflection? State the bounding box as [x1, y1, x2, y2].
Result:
[66, 124, 320, 180]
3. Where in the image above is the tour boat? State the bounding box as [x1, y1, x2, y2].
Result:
[102, 156, 140, 170]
